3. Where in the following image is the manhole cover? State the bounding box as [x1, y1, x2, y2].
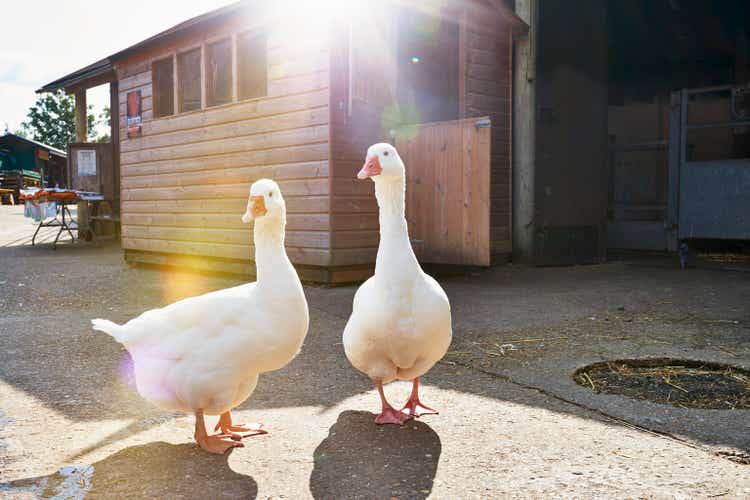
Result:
[574, 358, 750, 410]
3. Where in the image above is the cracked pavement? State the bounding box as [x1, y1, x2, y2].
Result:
[1, 205, 749, 499]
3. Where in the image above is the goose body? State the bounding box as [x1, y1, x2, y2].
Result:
[92, 179, 308, 452]
[93, 279, 306, 415]
[344, 229, 452, 385]
[343, 143, 452, 424]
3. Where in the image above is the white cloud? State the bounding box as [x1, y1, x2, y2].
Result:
[0, 82, 38, 133]
[1, 0, 234, 134]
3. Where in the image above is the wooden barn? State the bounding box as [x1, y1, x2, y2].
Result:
[0, 134, 68, 199]
[40, 0, 527, 283]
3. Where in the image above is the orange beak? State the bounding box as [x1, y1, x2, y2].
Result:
[357, 155, 383, 180]
[242, 195, 267, 223]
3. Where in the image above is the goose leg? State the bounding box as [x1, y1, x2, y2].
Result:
[194, 409, 244, 454]
[401, 378, 438, 417]
[374, 380, 412, 425]
[214, 411, 267, 440]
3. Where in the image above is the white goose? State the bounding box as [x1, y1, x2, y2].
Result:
[92, 179, 309, 453]
[343, 143, 452, 425]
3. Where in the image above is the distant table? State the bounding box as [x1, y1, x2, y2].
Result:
[31, 198, 79, 250]
[21, 189, 109, 249]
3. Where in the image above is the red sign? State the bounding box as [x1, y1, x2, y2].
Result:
[126, 90, 142, 138]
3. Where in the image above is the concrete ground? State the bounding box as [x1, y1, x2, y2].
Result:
[0, 204, 749, 499]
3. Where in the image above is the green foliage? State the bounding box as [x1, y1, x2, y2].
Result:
[380, 102, 421, 140]
[19, 91, 104, 149]
[10, 127, 26, 138]
[98, 105, 111, 125]
[94, 106, 111, 143]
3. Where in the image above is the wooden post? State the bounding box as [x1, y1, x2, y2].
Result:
[74, 89, 87, 142]
[231, 33, 238, 102]
[110, 80, 120, 214]
[458, 6, 467, 120]
[200, 44, 207, 108]
[173, 54, 179, 113]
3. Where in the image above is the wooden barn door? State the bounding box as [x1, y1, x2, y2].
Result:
[396, 116, 491, 266]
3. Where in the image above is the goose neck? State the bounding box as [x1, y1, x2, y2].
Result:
[374, 176, 419, 274]
[253, 216, 290, 285]
[374, 177, 407, 235]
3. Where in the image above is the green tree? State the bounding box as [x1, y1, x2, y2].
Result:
[11, 127, 27, 138]
[19, 91, 97, 149]
[94, 106, 111, 143]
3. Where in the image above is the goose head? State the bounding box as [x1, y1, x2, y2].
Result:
[242, 178, 286, 223]
[357, 143, 404, 183]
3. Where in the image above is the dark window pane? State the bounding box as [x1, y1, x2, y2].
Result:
[238, 32, 267, 101]
[687, 126, 750, 162]
[178, 48, 202, 112]
[396, 10, 459, 123]
[152, 57, 174, 118]
[207, 39, 233, 107]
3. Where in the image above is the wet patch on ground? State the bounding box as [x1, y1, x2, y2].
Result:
[0, 465, 93, 500]
[575, 358, 750, 410]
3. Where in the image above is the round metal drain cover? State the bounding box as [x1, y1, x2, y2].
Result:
[574, 358, 750, 410]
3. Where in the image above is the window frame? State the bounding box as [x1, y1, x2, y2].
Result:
[236, 30, 268, 103]
[176, 44, 203, 113]
[148, 30, 268, 121]
[151, 56, 175, 118]
[205, 37, 234, 108]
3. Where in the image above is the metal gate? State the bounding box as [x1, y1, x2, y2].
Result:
[608, 85, 750, 251]
[607, 139, 671, 250]
[395, 117, 491, 266]
[675, 85, 750, 241]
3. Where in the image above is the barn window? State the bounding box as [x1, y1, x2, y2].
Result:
[178, 48, 202, 112]
[396, 10, 459, 123]
[152, 57, 174, 118]
[206, 38, 232, 107]
[237, 31, 267, 101]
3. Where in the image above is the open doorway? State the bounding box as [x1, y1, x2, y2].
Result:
[606, 0, 750, 251]
[395, 8, 460, 124]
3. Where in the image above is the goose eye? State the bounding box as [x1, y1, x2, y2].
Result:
[383, 151, 389, 156]
[269, 191, 273, 197]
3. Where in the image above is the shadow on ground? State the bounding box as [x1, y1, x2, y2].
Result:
[309, 411, 440, 499]
[1, 229, 749, 459]
[1, 442, 257, 499]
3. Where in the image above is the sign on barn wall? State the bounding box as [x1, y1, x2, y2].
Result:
[77, 149, 96, 176]
[127, 90, 142, 138]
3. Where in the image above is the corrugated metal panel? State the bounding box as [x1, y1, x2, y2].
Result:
[678, 160, 750, 240]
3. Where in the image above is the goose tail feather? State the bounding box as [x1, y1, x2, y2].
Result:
[91, 318, 125, 343]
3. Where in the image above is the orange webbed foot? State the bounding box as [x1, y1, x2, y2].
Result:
[214, 412, 268, 440]
[197, 434, 244, 454]
[401, 397, 439, 418]
[375, 406, 412, 425]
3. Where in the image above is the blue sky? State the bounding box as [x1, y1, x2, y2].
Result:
[1, 0, 234, 135]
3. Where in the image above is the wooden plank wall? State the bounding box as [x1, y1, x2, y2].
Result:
[397, 117, 491, 266]
[328, 18, 390, 274]
[116, 16, 331, 269]
[464, 13, 513, 259]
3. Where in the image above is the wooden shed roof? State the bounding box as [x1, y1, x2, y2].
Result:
[38, 1, 249, 93]
[39, 0, 527, 94]
[0, 134, 67, 158]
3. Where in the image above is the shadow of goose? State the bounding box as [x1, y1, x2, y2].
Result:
[309, 410, 441, 500]
[1, 441, 257, 499]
